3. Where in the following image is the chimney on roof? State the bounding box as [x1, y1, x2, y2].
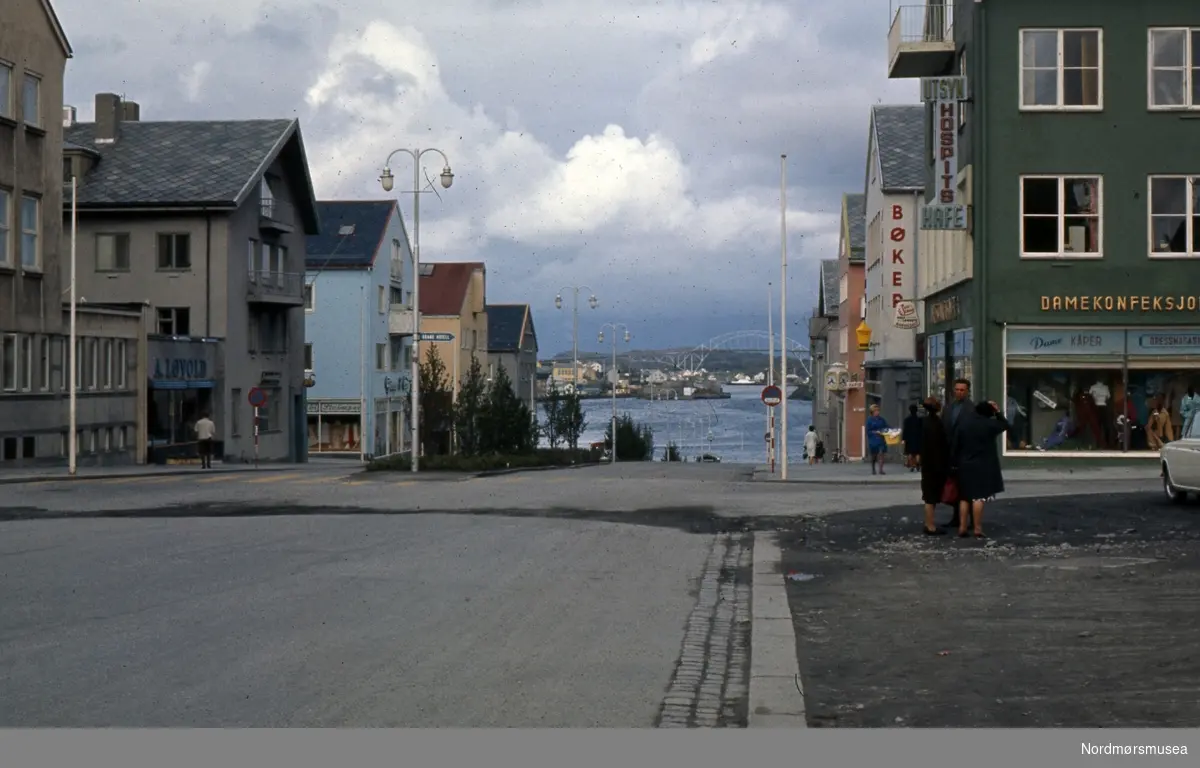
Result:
[121, 101, 140, 122]
[94, 92, 124, 144]
[63, 105, 76, 127]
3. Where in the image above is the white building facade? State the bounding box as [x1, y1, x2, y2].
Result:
[862, 105, 927, 426]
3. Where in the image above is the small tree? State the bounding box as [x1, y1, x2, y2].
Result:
[604, 413, 655, 461]
[454, 356, 489, 456]
[541, 381, 563, 448]
[663, 442, 681, 462]
[481, 364, 538, 455]
[418, 345, 453, 457]
[555, 390, 587, 451]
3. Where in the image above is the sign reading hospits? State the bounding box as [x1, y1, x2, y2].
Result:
[1040, 295, 1200, 312]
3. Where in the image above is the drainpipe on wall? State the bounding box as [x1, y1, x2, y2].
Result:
[204, 210, 212, 337]
[973, 0, 989, 399]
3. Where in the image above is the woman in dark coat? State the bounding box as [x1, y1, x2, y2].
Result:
[918, 397, 949, 535]
[902, 403, 923, 472]
[954, 400, 1009, 538]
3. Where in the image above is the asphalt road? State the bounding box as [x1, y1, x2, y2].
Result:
[0, 512, 718, 726]
[779, 492, 1200, 728]
[0, 460, 1174, 728]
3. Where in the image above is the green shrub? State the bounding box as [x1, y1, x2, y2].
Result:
[366, 447, 599, 473]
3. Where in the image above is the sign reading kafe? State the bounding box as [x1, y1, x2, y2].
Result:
[1041, 295, 1200, 312]
[920, 203, 968, 231]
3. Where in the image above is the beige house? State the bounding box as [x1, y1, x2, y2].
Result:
[418, 262, 488, 398]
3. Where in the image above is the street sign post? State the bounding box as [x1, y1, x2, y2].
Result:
[247, 388, 267, 468]
[761, 384, 783, 407]
[418, 332, 455, 343]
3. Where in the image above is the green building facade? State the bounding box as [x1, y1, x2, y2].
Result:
[890, 0, 1200, 459]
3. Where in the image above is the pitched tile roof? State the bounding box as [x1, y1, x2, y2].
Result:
[872, 105, 926, 191]
[819, 259, 840, 317]
[844, 193, 866, 257]
[306, 201, 395, 269]
[63, 118, 320, 232]
[419, 262, 485, 316]
[486, 304, 531, 353]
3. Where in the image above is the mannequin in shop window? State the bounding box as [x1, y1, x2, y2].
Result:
[1146, 396, 1174, 450]
[1088, 378, 1115, 449]
[1005, 390, 1028, 449]
[1072, 387, 1103, 448]
[1181, 387, 1199, 437]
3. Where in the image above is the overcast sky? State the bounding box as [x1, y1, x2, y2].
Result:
[56, 0, 917, 354]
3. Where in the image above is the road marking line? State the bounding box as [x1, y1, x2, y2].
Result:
[748, 532, 808, 728]
[103, 476, 185, 485]
[393, 480, 415, 487]
[197, 475, 232, 483]
[244, 473, 302, 484]
[294, 476, 343, 485]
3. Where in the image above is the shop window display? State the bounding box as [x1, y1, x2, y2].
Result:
[1006, 368, 1200, 452]
[1125, 370, 1200, 452]
[1005, 369, 1124, 451]
[927, 335, 946, 400]
[307, 415, 362, 452]
[951, 328, 973, 388]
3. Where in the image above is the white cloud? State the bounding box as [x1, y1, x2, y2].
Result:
[180, 62, 211, 103]
[302, 19, 832, 274]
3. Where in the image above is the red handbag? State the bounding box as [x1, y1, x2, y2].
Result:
[941, 477, 958, 505]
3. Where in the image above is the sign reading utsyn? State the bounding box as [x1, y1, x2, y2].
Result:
[1041, 295, 1200, 312]
[921, 76, 968, 102]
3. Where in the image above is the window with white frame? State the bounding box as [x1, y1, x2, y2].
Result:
[22, 72, 40, 127]
[101, 339, 113, 389]
[0, 187, 9, 266]
[303, 282, 314, 312]
[1148, 176, 1200, 256]
[1020, 176, 1102, 257]
[38, 336, 49, 391]
[1, 333, 16, 391]
[376, 343, 387, 370]
[378, 285, 386, 314]
[115, 340, 127, 388]
[87, 338, 98, 389]
[1149, 28, 1200, 109]
[838, 327, 848, 356]
[838, 274, 848, 304]
[0, 62, 11, 119]
[18, 335, 32, 391]
[304, 343, 313, 370]
[1019, 29, 1102, 109]
[20, 194, 39, 269]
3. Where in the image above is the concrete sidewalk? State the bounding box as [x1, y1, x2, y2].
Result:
[0, 457, 362, 485]
[751, 462, 1160, 485]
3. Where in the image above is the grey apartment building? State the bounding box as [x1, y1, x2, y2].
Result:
[63, 92, 320, 463]
[2, 0, 147, 468]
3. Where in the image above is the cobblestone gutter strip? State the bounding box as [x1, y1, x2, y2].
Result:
[656, 532, 752, 728]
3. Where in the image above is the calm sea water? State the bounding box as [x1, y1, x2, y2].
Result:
[540, 387, 814, 464]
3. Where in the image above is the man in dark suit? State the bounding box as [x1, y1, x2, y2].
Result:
[944, 378, 975, 528]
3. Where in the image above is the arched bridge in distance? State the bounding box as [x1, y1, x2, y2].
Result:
[628, 331, 811, 378]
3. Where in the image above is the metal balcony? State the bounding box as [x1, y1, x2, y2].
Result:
[888, 3, 956, 79]
[247, 270, 305, 306]
[389, 303, 416, 336]
[259, 196, 295, 233]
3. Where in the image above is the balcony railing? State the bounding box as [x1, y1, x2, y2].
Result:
[259, 196, 296, 232]
[888, 3, 956, 79]
[247, 270, 305, 305]
[389, 303, 416, 335]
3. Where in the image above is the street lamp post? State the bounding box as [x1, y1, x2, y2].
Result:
[68, 175, 78, 475]
[598, 323, 630, 462]
[555, 286, 597, 391]
[380, 148, 454, 473]
[779, 153, 790, 480]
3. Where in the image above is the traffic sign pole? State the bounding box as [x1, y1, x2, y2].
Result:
[247, 388, 267, 469]
[253, 407, 259, 468]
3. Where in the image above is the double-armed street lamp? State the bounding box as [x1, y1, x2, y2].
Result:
[598, 322, 630, 463]
[380, 148, 454, 473]
[555, 286, 597, 391]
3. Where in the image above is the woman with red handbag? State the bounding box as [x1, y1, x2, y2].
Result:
[918, 397, 950, 535]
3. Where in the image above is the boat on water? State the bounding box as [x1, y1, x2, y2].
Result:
[725, 374, 760, 386]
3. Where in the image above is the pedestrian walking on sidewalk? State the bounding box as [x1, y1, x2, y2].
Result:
[195, 412, 216, 469]
[866, 404, 889, 475]
[918, 397, 949, 536]
[953, 401, 1009, 539]
[804, 426, 819, 465]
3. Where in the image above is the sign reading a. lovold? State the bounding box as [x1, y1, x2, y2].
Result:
[1040, 295, 1200, 312]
